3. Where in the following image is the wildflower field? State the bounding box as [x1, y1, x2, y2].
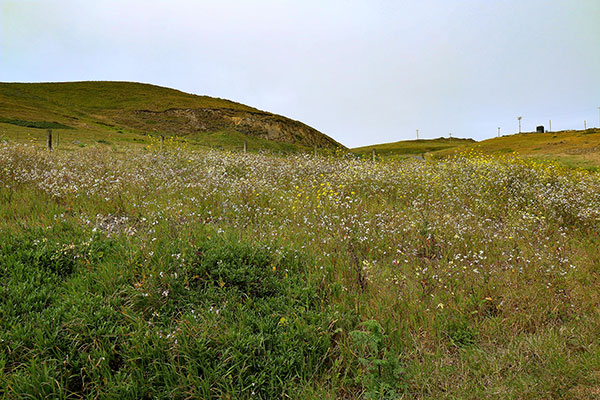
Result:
[1, 140, 599, 399]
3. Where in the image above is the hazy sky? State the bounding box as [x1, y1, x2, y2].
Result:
[1, 0, 599, 147]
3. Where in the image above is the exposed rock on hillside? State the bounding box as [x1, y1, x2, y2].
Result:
[131, 108, 339, 148]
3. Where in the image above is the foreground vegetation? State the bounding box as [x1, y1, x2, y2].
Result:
[1, 140, 599, 399]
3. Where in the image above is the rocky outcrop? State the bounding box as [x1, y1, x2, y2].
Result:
[132, 108, 342, 149]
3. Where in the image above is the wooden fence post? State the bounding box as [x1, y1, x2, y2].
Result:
[160, 135, 164, 151]
[314, 145, 317, 157]
[244, 141, 247, 153]
[47, 129, 52, 151]
[372, 149, 375, 162]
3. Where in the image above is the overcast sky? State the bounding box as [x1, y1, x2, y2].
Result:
[1, 0, 599, 147]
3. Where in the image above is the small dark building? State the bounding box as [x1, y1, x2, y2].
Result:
[536, 125, 544, 133]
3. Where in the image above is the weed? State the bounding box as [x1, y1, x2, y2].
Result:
[350, 320, 406, 399]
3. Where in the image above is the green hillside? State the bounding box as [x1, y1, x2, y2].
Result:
[0, 81, 343, 151]
[433, 128, 600, 170]
[353, 130, 600, 170]
[352, 137, 475, 157]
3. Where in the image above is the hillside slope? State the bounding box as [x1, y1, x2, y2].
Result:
[433, 129, 600, 170]
[0, 81, 343, 149]
[352, 137, 475, 157]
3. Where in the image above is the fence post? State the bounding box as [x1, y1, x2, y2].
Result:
[372, 149, 375, 162]
[314, 145, 317, 157]
[160, 135, 164, 151]
[244, 140, 247, 153]
[47, 129, 52, 151]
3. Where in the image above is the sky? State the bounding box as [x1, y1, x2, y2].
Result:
[1, 0, 599, 147]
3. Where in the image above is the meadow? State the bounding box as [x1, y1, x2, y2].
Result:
[1, 139, 599, 399]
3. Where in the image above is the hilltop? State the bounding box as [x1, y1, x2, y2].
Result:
[0, 81, 343, 150]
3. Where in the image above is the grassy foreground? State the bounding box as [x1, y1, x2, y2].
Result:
[1, 140, 600, 399]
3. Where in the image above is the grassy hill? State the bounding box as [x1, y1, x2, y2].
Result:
[0, 81, 343, 151]
[352, 137, 475, 158]
[433, 128, 600, 170]
[353, 130, 600, 170]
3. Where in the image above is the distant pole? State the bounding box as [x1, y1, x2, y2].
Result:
[549, 120, 551, 132]
[46, 129, 52, 151]
[244, 141, 247, 153]
[518, 116, 522, 133]
[497, 127, 500, 137]
[416, 129, 419, 140]
[372, 149, 376, 162]
[584, 120, 587, 130]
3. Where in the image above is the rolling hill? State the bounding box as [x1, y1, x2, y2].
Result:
[0, 81, 343, 151]
[351, 137, 476, 157]
[433, 129, 600, 170]
[353, 129, 600, 170]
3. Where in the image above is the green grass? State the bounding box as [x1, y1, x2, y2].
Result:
[355, 129, 600, 170]
[352, 137, 475, 158]
[433, 128, 600, 169]
[0, 117, 73, 130]
[0, 226, 339, 398]
[0, 121, 315, 154]
[1, 140, 599, 398]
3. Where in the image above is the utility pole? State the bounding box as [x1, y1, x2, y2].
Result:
[416, 129, 419, 140]
[497, 127, 500, 137]
[518, 116, 522, 133]
[549, 120, 551, 132]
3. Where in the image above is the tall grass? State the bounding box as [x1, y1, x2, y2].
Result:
[1, 141, 599, 398]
